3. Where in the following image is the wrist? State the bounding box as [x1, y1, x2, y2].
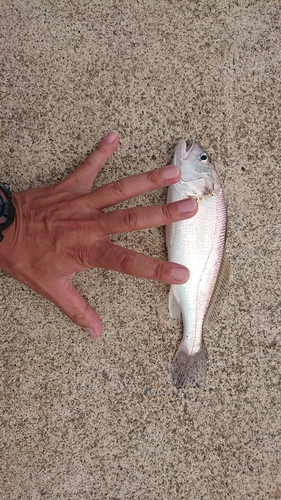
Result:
[0, 183, 15, 241]
[0, 185, 17, 271]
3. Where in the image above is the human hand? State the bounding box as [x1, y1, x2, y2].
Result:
[0, 132, 197, 337]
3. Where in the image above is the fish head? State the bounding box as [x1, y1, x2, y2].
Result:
[173, 140, 219, 199]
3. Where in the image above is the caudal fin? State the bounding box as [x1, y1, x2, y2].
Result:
[170, 344, 207, 389]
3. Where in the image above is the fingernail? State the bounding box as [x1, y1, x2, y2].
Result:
[179, 198, 197, 213]
[105, 131, 118, 143]
[86, 327, 97, 337]
[163, 165, 180, 180]
[172, 267, 189, 282]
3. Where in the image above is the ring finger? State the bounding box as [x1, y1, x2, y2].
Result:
[94, 241, 190, 284]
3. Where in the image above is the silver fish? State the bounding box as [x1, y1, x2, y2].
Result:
[166, 140, 228, 388]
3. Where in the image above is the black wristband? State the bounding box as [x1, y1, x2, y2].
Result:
[0, 183, 15, 242]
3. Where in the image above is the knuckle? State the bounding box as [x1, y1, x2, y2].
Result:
[72, 246, 90, 267]
[69, 219, 83, 231]
[161, 203, 173, 221]
[96, 143, 108, 156]
[110, 179, 126, 198]
[80, 157, 93, 170]
[146, 169, 158, 185]
[119, 208, 138, 230]
[70, 305, 88, 327]
[153, 261, 167, 281]
[119, 252, 135, 274]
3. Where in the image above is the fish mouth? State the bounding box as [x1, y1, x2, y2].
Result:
[173, 140, 198, 170]
[183, 140, 196, 159]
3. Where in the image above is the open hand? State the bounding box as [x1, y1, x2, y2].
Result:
[0, 132, 198, 337]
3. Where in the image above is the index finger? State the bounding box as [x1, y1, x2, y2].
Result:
[90, 164, 181, 210]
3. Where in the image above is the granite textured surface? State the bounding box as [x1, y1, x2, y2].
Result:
[1, 1, 280, 499]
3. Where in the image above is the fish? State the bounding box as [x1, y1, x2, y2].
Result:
[166, 140, 229, 388]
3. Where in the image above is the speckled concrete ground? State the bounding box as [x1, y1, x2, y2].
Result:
[1, 1, 280, 499]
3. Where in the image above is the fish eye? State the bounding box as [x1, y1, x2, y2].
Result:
[200, 153, 209, 164]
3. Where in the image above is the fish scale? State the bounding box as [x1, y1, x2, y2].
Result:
[166, 140, 227, 388]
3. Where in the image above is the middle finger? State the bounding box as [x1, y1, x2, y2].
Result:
[97, 198, 198, 236]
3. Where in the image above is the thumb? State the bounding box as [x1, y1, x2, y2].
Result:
[59, 131, 119, 194]
[48, 279, 103, 338]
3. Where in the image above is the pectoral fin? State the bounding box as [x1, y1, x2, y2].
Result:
[169, 286, 181, 319]
[166, 222, 173, 248]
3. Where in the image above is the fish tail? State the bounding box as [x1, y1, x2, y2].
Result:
[170, 343, 207, 389]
